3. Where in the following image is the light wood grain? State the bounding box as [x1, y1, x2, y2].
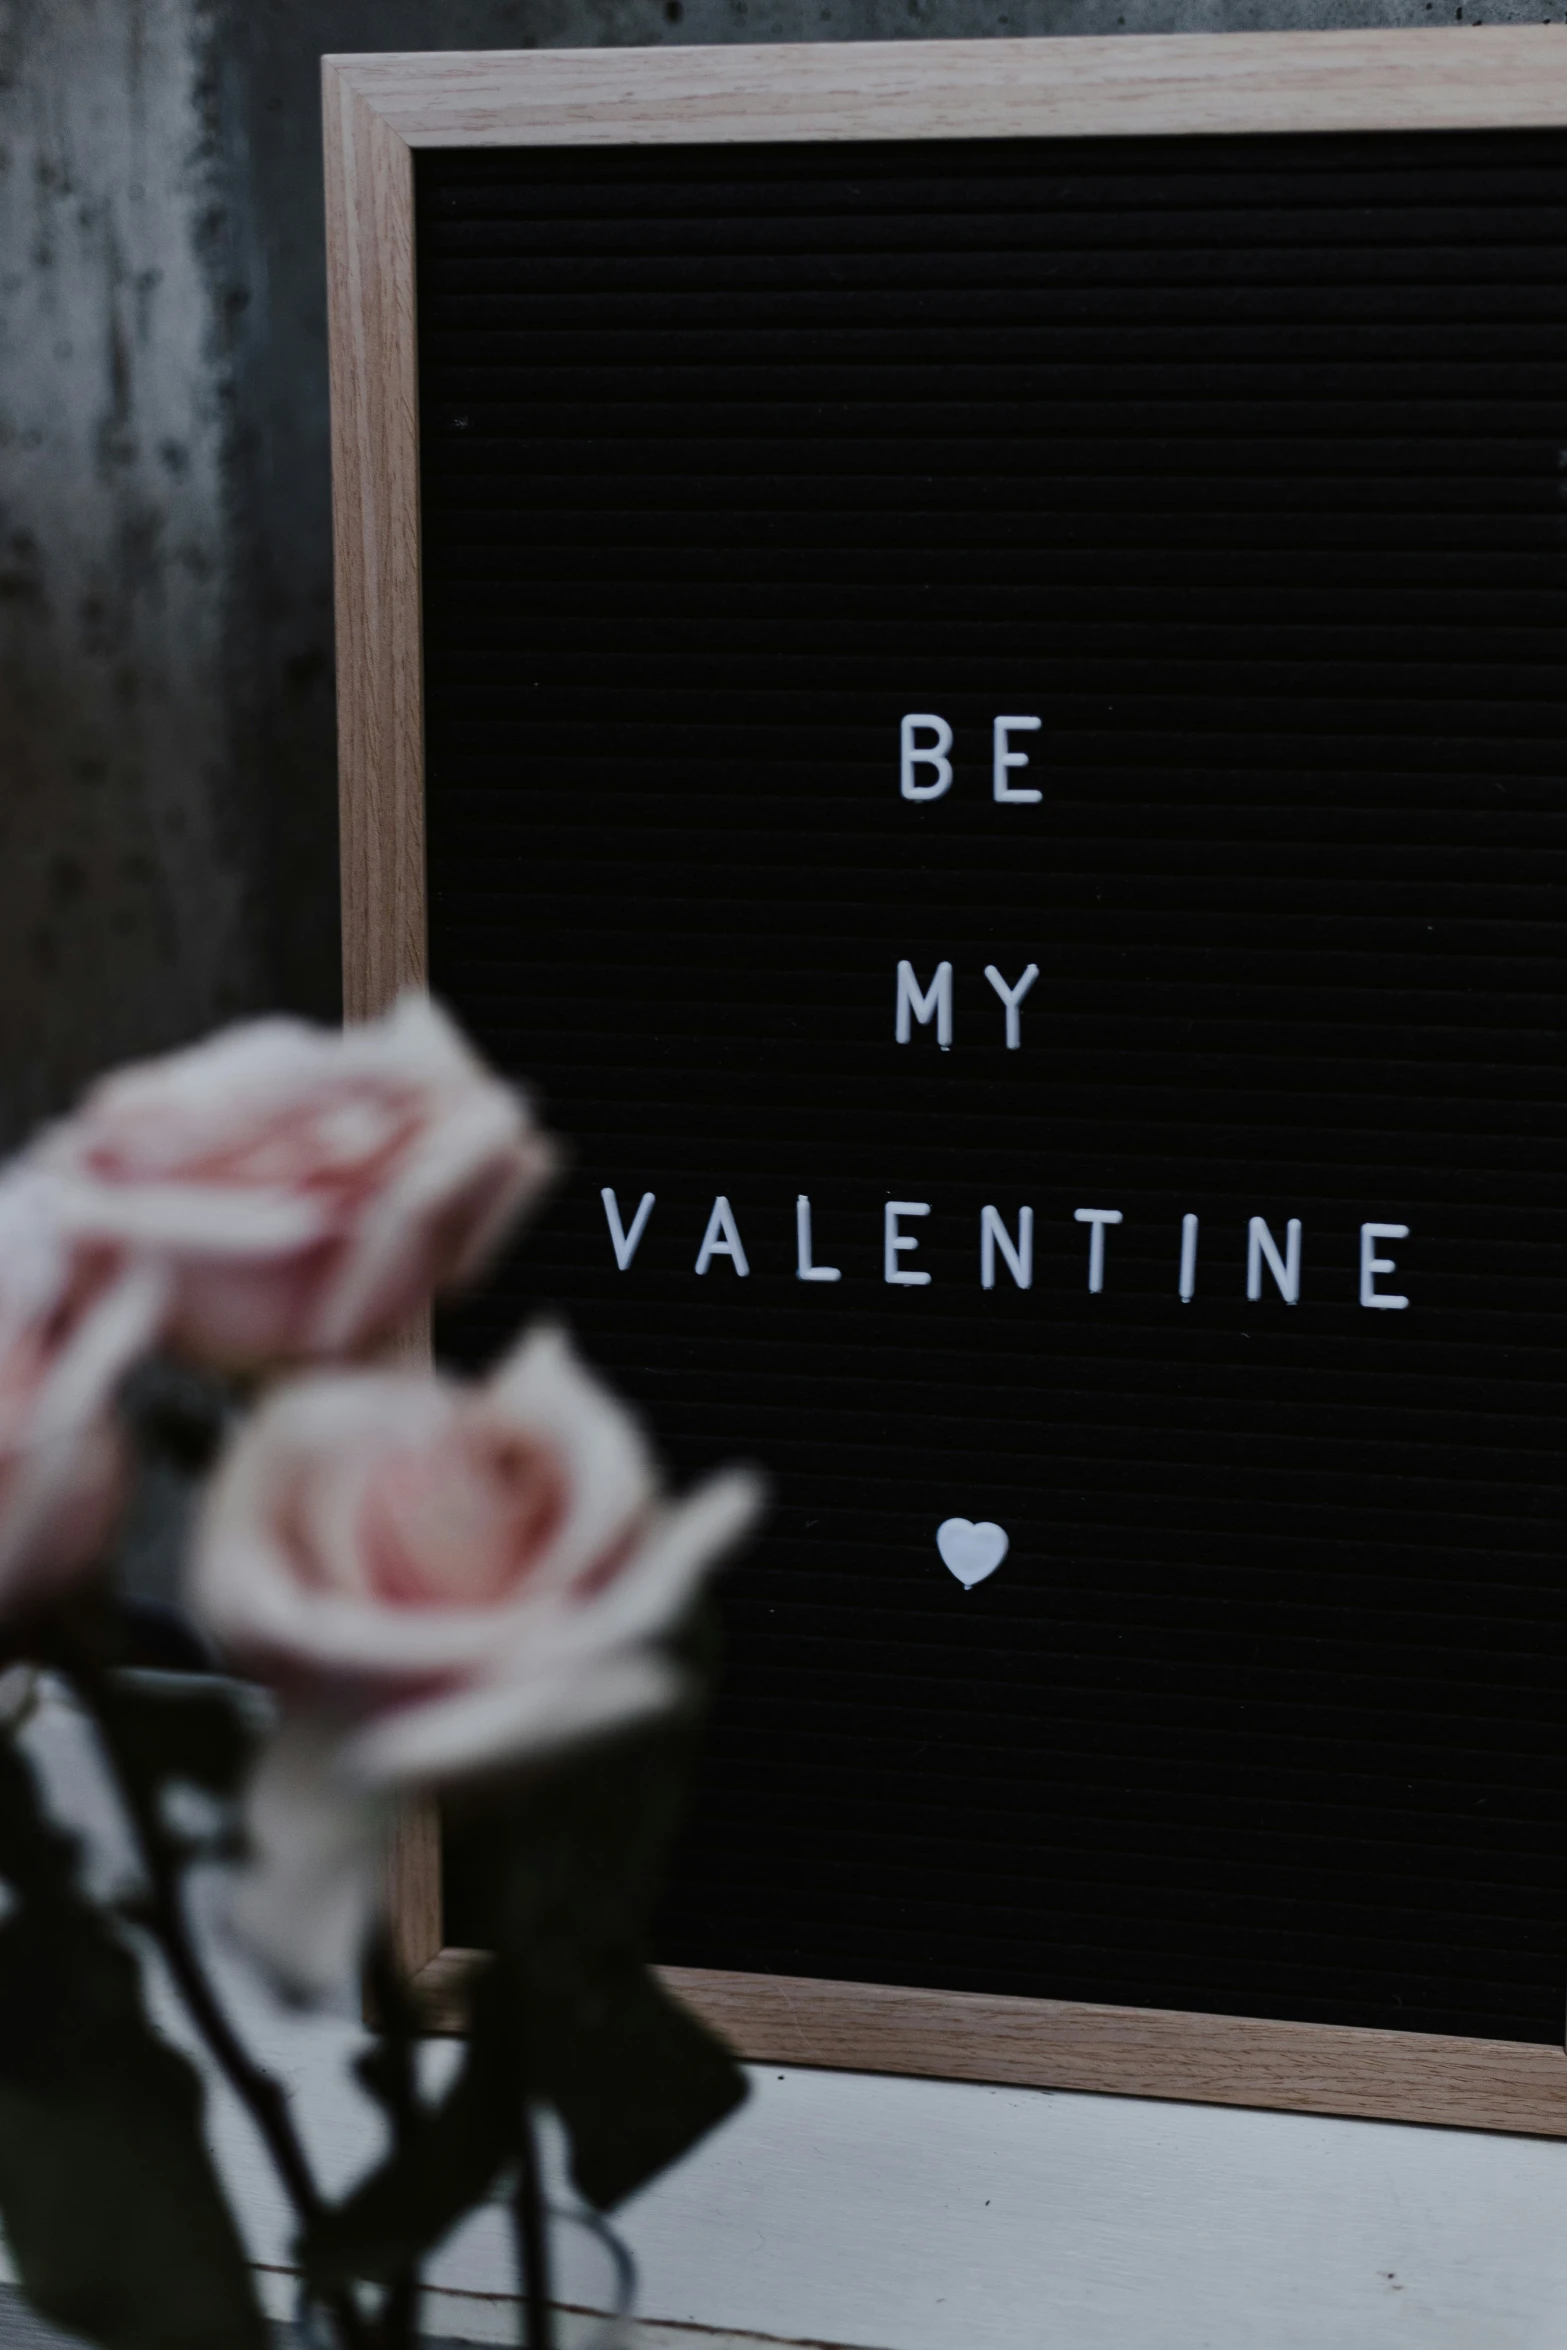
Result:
[665, 1968, 1567, 2139]
[407, 1942, 487, 2022]
[324, 29, 1567, 151]
[385, 1795, 444, 1976]
[409, 1950, 1567, 2138]
[325, 57, 426, 1022]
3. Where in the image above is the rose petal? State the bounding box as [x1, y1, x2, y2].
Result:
[480, 1326, 658, 1598]
[191, 1317, 764, 2005]
[37, 995, 556, 1369]
[194, 1339, 688, 1682]
[309, 1086, 553, 1355]
[537, 1470, 764, 1667]
[0, 1251, 168, 1603]
[345, 1652, 679, 1785]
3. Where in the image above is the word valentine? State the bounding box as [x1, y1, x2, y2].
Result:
[600, 1192, 1413, 1309]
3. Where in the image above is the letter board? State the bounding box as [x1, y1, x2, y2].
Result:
[326, 32, 1567, 2130]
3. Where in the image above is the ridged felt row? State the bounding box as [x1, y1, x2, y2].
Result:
[423, 131, 1567, 2043]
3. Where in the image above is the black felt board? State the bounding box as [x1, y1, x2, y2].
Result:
[420, 130, 1567, 2044]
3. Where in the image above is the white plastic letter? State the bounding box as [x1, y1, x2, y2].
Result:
[796, 1195, 841, 1283]
[896, 960, 953, 1051]
[981, 1205, 1034, 1292]
[900, 713, 954, 801]
[885, 1201, 932, 1287]
[1248, 1216, 1301, 1304]
[695, 1196, 750, 1277]
[1179, 1212, 1198, 1304]
[1074, 1207, 1123, 1294]
[601, 1187, 654, 1272]
[1361, 1222, 1410, 1310]
[993, 715, 1043, 804]
[983, 962, 1039, 1050]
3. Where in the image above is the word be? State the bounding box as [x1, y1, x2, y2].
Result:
[600, 1190, 1412, 1309]
[901, 714, 1044, 803]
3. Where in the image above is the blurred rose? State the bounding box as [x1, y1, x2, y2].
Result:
[192, 1325, 761, 1991]
[0, 1172, 165, 1609]
[37, 994, 555, 1369]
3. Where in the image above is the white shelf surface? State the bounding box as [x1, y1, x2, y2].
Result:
[20, 1685, 1567, 2350]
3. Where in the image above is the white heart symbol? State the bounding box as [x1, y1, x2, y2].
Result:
[937, 1518, 1009, 1589]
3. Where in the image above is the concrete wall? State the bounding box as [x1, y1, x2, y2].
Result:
[0, 0, 249, 1143]
[1, 0, 1564, 1143]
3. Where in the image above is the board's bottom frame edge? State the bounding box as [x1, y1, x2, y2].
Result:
[408, 1948, 1567, 2138]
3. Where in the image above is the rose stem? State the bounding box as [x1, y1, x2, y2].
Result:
[364, 1939, 422, 2350]
[380, 2271, 418, 2350]
[79, 1669, 376, 2350]
[512, 2105, 555, 2350]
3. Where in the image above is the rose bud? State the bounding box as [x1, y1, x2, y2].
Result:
[191, 1325, 762, 1993]
[37, 994, 555, 1370]
[0, 1171, 166, 1609]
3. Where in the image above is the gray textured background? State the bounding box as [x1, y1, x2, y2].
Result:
[1, 0, 1563, 1148]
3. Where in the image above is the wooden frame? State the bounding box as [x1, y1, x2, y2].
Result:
[327, 26, 1567, 2133]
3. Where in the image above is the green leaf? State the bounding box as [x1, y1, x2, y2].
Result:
[298, 1943, 469, 2289]
[0, 1740, 265, 2350]
[0, 1730, 82, 1903]
[0, 2038, 269, 2350]
[306, 1615, 745, 2287]
[119, 1358, 235, 1477]
[470, 1702, 748, 2209]
[457, 1649, 710, 1964]
[301, 1988, 512, 2290]
[307, 1696, 748, 2286]
[93, 1671, 267, 1803]
[517, 1950, 745, 2211]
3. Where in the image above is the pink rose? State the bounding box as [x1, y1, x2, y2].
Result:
[38, 995, 555, 1369]
[0, 1172, 165, 1609]
[191, 1326, 761, 1990]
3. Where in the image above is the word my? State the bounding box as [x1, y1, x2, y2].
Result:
[600, 1191, 1411, 1309]
[896, 960, 1038, 1051]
